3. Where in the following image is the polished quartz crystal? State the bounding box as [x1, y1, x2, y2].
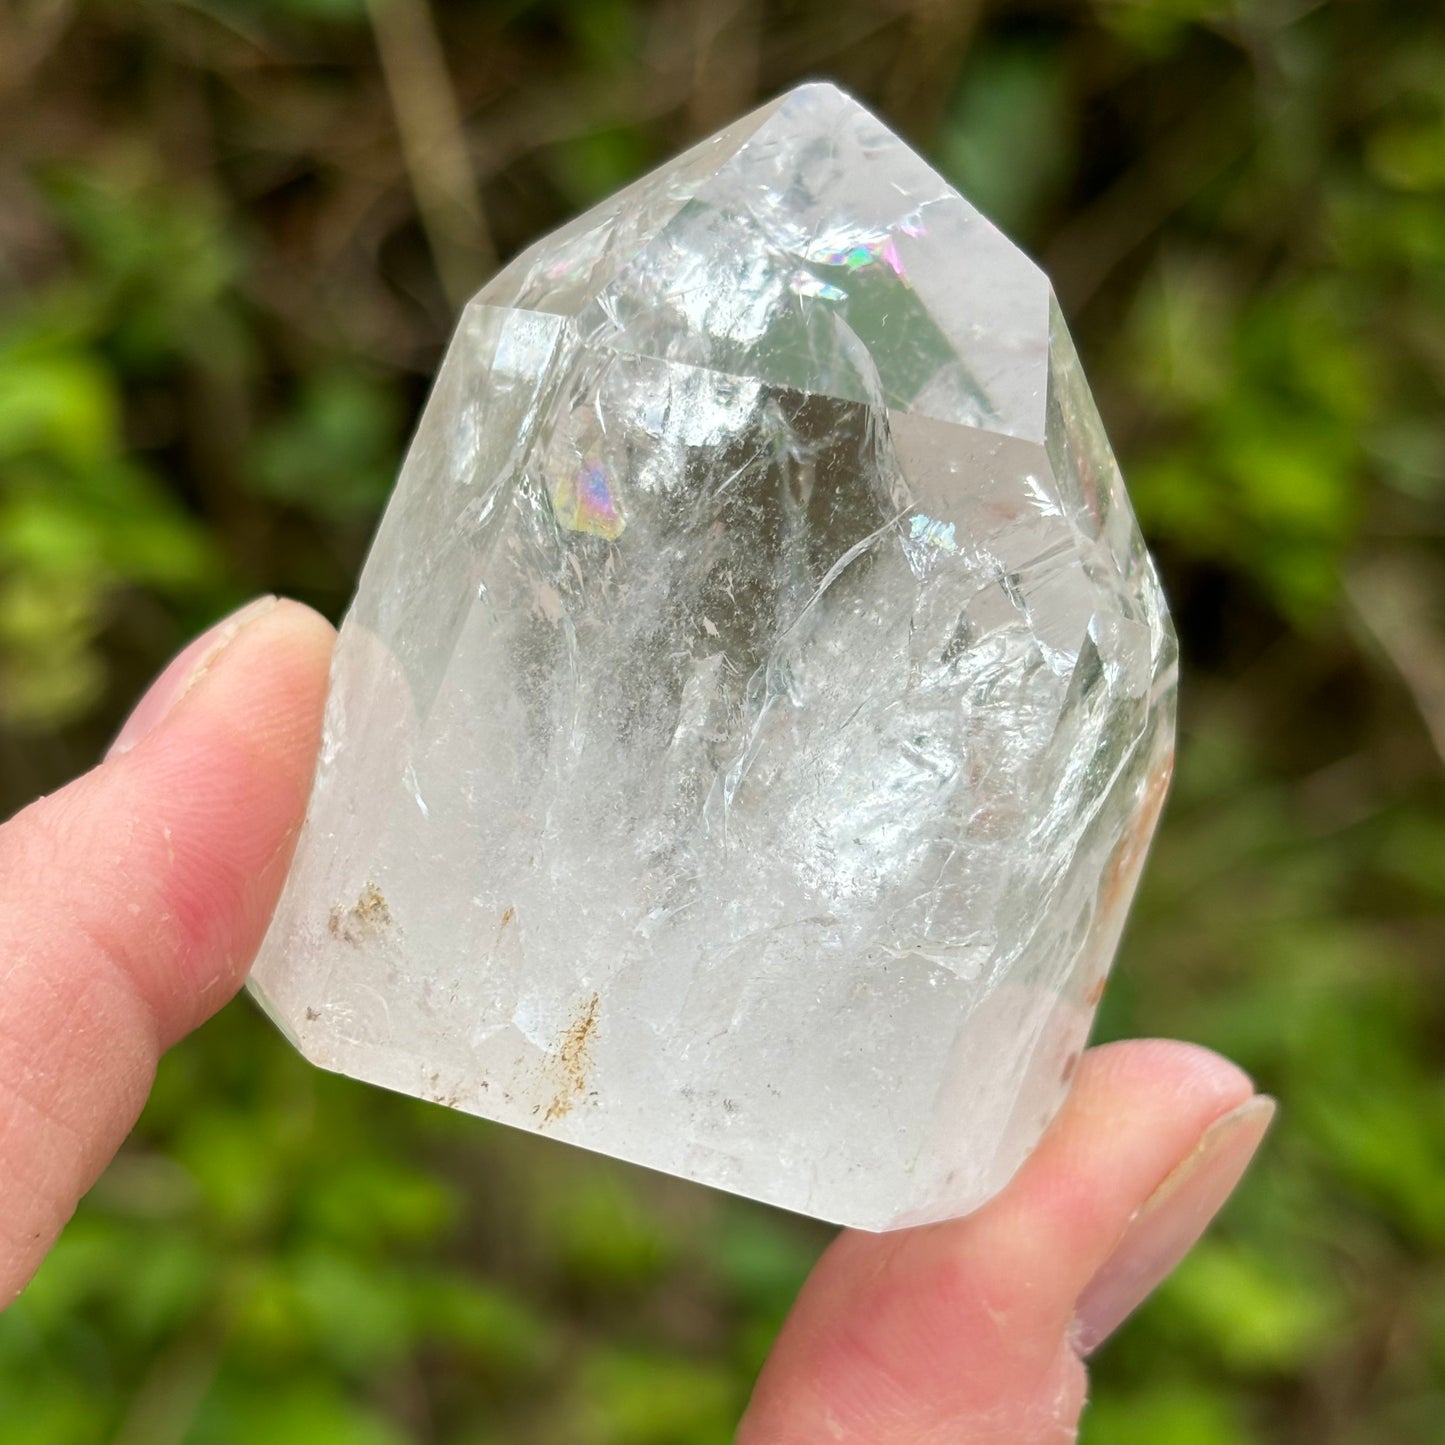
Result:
[249, 83, 1176, 1230]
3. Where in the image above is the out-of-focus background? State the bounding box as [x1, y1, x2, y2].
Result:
[1, 0, 1443, 1440]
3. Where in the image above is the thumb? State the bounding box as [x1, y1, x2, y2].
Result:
[737, 1041, 1272, 1444]
[0, 597, 333, 1305]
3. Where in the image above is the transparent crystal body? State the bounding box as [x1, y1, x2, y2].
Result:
[250, 84, 1176, 1230]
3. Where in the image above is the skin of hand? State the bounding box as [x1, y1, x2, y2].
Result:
[0, 596, 1274, 1442]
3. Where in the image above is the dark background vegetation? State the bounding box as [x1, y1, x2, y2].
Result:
[2, 0, 1443, 1440]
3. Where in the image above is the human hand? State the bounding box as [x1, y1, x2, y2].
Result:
[0, 596, 1273, 1441]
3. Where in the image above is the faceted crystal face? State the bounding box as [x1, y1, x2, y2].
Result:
[249, 84, 1176, 1231]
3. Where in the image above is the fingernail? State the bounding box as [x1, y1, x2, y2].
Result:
[1073, 1094, 1276, 1354]
[109, 597, 278, 757]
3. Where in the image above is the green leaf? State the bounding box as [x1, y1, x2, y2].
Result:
[1156, 1238, 1343, 1373]
[287, 1249, 419, 1370]
[546, 126, 651, 207]
[0, 345, 118, 465]
[410, 1273, 556, 1371]
[578, 1348, 741, 1445]
[190, 1378, 414, 1445]
[545, 1173, 675, 1288]
[1083, 1377, 1255, 1445]
[937, 44, 1073, 233]
[250, 370, 404, 522]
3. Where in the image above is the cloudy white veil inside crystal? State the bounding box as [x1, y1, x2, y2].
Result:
[249, 82, 1176, 1231]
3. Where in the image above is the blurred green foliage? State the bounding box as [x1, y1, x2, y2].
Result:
[1, 0, 1443, 1441]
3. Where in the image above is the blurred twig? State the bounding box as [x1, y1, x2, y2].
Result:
[686, 0, 760, 136]
[365, 0, 494, 303]
[1344, 557, 1445, 768]
[108, 1326, 224, 1445]
[883, 0, 981, 141]
[1042, 74, 1255, 311]
[0, 0, 71, 95]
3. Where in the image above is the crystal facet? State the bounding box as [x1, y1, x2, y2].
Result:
[249, 84, 1176, 1231]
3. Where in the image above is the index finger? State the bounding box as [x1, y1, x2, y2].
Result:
[0, 599, 333, 1305]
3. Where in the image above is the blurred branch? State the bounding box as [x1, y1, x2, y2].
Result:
[883, 0, 981, 142]
[108, 1325, 224, 1445]
[686, 0, 760, 137]
[456, 71, 700, 207]
[366, 0, 494, 303]
[760, 1, 906, 89]
[0, 0, 71, 95]
[1043, 76, 1254, 311]
[1345, 557, 1445, 768]
[453, 4, 904, 202]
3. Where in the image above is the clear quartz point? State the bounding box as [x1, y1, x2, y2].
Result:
[249, 83, 1176, 1231]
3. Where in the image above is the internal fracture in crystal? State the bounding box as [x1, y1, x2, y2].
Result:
[249, 83, 1177, 1231]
